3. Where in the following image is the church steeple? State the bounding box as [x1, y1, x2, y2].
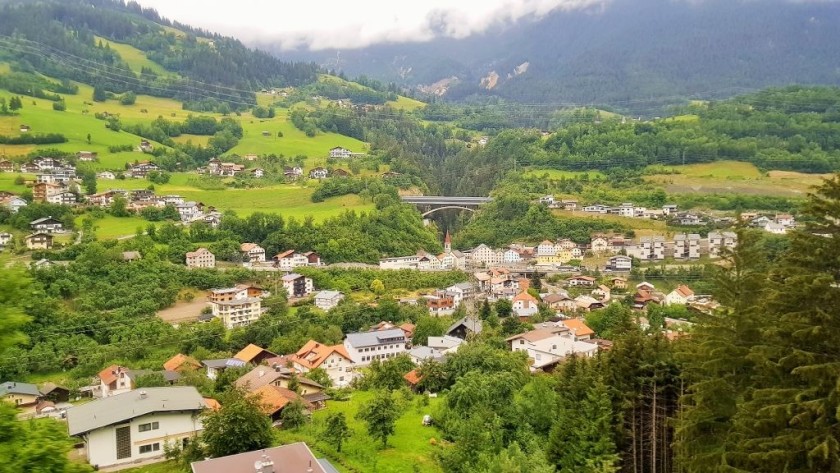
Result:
[444, 230, 452, 253]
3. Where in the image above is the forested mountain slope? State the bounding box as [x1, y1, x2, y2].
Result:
[0, 0, 319, 108]
[285, 0, 840, 114]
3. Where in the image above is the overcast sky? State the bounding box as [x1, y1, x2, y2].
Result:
[133, 0, 606, 50]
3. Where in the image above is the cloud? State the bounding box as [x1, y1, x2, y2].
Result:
[132, 0, 607, 50]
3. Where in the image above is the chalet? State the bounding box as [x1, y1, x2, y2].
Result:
[329, 146, 352, 159]
[304, 251, 321, 266]
[139, 139, 153, 152]
[186, 248, 216, 268]
[240, 243, 266, 263]
[32, 182, 64, 203]
[40, 382, 70, 403]
[48, 191, 78, 206]
[314, 290, 344, 311]
[273, 249, 309, 270]
[25, 233, 53, 250]
[343, 328, 408, 365]
[30, 216, 63, 233]
[97, 365, 136, 397]
[575, 295, 605, 311]
[21, 162, 40, 173]
[567, 275, 596, 287]
[233, 344, 278, 365]
[590, 236, 610, 254]
[446, 316, 483, 340]
[610, 277, 628, 290]
[218, 162, 245, 177]
[0, 160, 13, 172]
[235, 365, 323, 396]
[163, 354, 201, 373]
[542, 292, 577, 313]
[512, 291, 539, 319]
[251, 385, 314, 421]
[561, 199, 578, 211]
[309, 167, 329, 179]
[283, 166, 303, 179]
[281, 273, 314, 298]
[68, 387, 206, 469]
[190, 443, 332, 473]
[634, 288, 663, 310]
[128, 161, 159, 178]
[507, 325, 598, 372]
[291, 340, 356, 387]
[77, 151, 98, 161]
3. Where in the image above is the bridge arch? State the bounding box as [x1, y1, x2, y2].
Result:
[420, 206, 477, 217]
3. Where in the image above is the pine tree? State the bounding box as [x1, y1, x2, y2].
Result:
[674, 228, 770, 472]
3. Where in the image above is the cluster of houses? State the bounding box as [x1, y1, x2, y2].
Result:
[741, 212, 797, 234]
[328, 146, 364, 159]
[203, 277, 316, 329]
[380, 231, 740, 273]
[88, 188, 212, 222]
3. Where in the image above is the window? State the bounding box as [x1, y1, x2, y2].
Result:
[139, 443, 160, 454]
[138, 422, 159, 432]
[519, 340, 525, 345]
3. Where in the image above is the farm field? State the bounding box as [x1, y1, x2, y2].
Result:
[645, 161, 829, 196]
[551, 209, 670, 236]
[524, 168, 606, 180]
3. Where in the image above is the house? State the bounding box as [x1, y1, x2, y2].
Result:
[610, 277, 628, 290]
[97, 171, 116, 180]
[234, 344, 279, 365]
[592, 284, 611, 300]
[343, 328, 408, 365]
[503, 248, 523, 263]
[764, 222, 787, 235]
[217, 163, 245, 177]
[128, 161, 159, 178]
[583, 204, 609, 213]
[190, 443, 332, 473]
[201, 358, 246, 380]
[0, 382, 41, 412]
[666, 285, 695, 306]
[235, 365, 323, 396]
[507, 326, 598, 371]
[512, 291, 539, 318]
[575, 295, 605, 311]
[97, 365, 137, 397]
[590, 236, 610, 254]
[25, 232, 53, 250]
[0, 160, 14, 172]
[251, 384, 314, 421]
[314, 290, 344, 311]
[332, 168, 350, 177]
[329, 146, 352, 159]
[445, 282, 475, 305]
[607, 255, 632, 271]
[558, 319, 595, 341]
[47, 191, 78, 206]
[425, 293, 456, 316]
[632, 236, 665, 261]
[186, 248, 216, 268]
[446, 316, 483, 340]
[30, 216, 64, 233]
[40, 382, 70, 403]
[404, 369, 423, 391]
[19, 125, 30, 132]
[139, 139, 153, 152]
[408, 346, 445, 365]
[21, 162, 41, 173]
[309, 167, 329, 179]
[0, 232, 11, 248]
[542, 292, 577, 313]
[251, 168, 265, 178]
[427, 335, 465, 353]
[679, 214, 704, 226]
[291, 340, 356, 387]
[283, 166, 303, 179]
[561, 199, 578, 211]
[617, 202, 635, 218]
[673, 233, 701, 259]
[567, 275, 596, 287]
[282, 273, 314, 298]
[708, 231, 737, 258]
[240, 243, 266, 263]
[775, 214, 795, 227]
[634, 289, 663, 310]
[273, 250, 309, 270]
[662, 204, 678, 215]
[539, 195, 555, 206]
[68, 387, 206, 469]
[537, 240, 557, 257]
[77, 151, 98, 161]
[3, 196, 27, 213]
[163, 354, 201, 373]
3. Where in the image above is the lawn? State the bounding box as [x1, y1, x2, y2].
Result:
[277, 390, 445, 473]
[524, 168, 606, 180]
[0, 172, 31, 192]
[94, 36, 174, 77]
[387, 95, 426, 111]
[75, 214, 152, 239]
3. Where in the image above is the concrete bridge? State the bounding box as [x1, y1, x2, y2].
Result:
[400, 196, 493, 217]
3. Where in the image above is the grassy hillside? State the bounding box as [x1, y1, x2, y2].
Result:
[93, 35, 173, 77]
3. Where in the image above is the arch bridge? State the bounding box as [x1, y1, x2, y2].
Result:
[400, 196, 493, 217]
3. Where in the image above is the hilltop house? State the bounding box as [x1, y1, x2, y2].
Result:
[30, 216, 64, 233]
[309, 167, 329, 179]
[68, 387, 206, 469]
[329, 147, 352, 159]
[273, 250, 309, 270]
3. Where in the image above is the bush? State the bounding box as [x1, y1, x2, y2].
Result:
[52, 100, 66, 111]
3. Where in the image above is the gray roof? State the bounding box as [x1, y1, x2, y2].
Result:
[191, 442, 326, 473]
[202, 358, 246, 369]
[345, 328, 406, 348]
[0, 381, 40, 397]
[447, 282, 473, 292]
[67, 386, 205, 436]
[213, 297, 261, 306]
[408, 346, 443, 360]
[281, 273, 304, 282]
[30, 217, 62, 225]
[318, 459, 341, 473]
[315, 290, 343, 299]
[446, 316, 483, 336]
[427, 335, 464, 350]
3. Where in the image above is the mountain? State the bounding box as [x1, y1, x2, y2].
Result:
[280, 0, 840, 114]
[0, 0, 319, 108]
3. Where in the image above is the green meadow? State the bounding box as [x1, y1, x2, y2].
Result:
[94, 36, 174, 77]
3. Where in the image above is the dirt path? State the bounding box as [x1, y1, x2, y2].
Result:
[156, 298, 208, 324]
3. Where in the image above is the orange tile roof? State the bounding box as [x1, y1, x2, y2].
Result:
[403, 369, 422, 386]
[251, 385, 311, 415]
[97, 365, 122, 385]
[505, 327, 569, 343]
[675, 284, 694, 298]
[203, 398, 221, 411]
[559, 319, 595, 337]
[274, 249, 295, 259]
[292, 340, 352, 370]
[163, 354, 201, 372]
[513, 292, 538, 304]
[234, 344, 273, 363]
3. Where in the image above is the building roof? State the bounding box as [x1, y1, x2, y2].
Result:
[240, 243, 262, 252]
[274, 249, 295, 259]
[251, 384, 312, 415]
[190, 442, 327, 473]
[67, 386, 205, 436]
[404, 369, 422, 386]
[345, 328, 406, 348]
[234, 344, 277, 364]
[202, 358, 247, 369]
[513, 292, 538, 304]
[674, 284, 695, 298]
[446, 316, 483, 336]
[235, 365, 322, 392]
[542, 293, 572, 304]
[427, 335, 464, 350]
[122, 251, 142, 261]
[281, 273, 305, 282]
[163, 354, 201, 372]
[97, 364, 126, 385]
[30, 217, 62, 225]
[408, 346, 443, 361]
[186, 248, 212, 258]
[569, 275, 597, 282]
[293, 340, 353, 369]
[0, 381, 40, 397]
[559, 319, 595, 337]
[315, 290, 343, 300]
[40, 382, 68, 395]
[506, 326, 569, 343]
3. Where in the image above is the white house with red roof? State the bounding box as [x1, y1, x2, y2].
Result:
[291, 340, 356, 387]
[665, 285, 695, 306]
